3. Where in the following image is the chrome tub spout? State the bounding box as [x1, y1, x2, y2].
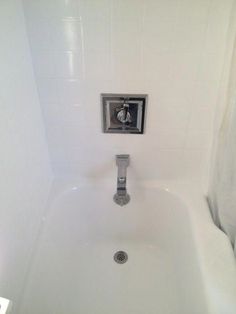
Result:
[113, 154, 130, 206]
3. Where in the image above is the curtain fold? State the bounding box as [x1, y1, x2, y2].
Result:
[208, 1, 236, 250]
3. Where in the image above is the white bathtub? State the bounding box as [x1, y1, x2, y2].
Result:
[20, 181, 236, 314]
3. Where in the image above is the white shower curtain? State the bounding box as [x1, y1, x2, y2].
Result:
[208, 1, 236, 251]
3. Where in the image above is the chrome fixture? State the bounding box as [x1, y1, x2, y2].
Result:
[116, 102, 132, 124]
[114, 154, 130, 206]
[101, 94, 147, 134]
[114, 251, 128, 264]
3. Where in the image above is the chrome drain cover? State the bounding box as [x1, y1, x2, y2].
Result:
[114, 251, 128, 264]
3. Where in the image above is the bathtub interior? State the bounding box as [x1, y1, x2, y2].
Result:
[19, 184, 210, 314]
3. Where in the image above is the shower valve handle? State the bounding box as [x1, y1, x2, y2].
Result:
[116, 103, 132, 124]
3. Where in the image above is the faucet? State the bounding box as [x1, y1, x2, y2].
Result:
[116, 102, 132, 124]
[113, 154, 130, 206]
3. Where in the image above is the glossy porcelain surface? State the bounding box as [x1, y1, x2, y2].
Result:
[20, 181, 236, 314]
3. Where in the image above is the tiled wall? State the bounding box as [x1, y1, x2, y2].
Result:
[23, 0, 234, 185]
[0, 0, 52, 311]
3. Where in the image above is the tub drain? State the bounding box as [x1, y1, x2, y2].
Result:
[114, 251, 128, 264]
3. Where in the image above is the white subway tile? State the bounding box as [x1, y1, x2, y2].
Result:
[173, 22, 207, 53]
[149, 104, 190, 130]
[111, 51, 142, 82]
[205, 0, 233, 53]
[84, 50, 111, 80]
[110, 78, 147, 93]
[145, 0, 180, 22]
[83, 19, 110, 53]
[37, 78, 59, 103]
[112, 0, 145, 21]
[26, 18, 54, 51]
[132, 150, 184, 180]
[23, 0, 81, 18]
[189, 106, 214, 131]
[191, 82, 219, 109]
[177, 0, 210, 25]
[52, 147, 185, 181]
[143, 52, 173, 84]
[34, 51, 83, 79]
[111, 19, 143, 80]
[185, 131, 212, 149]
[50, 18, 82, 51]
[33, 51, 56, 78]
[149, 130, 186, 149]
[80, 0, 111, 21]
[41, 103, 98, 128]
[198, 52, 224, 80]
[111, 19, 142, 54]
[181, 149, 210, 180]
[143, 17, 176, 53]
[53, 52, 83, 78]
[146, 74, 196, 110]
[37, 78, 83, 103]
[23, 0, 230, 183]
[119, 131, 185, 150]
[171, 53, 201, 83]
